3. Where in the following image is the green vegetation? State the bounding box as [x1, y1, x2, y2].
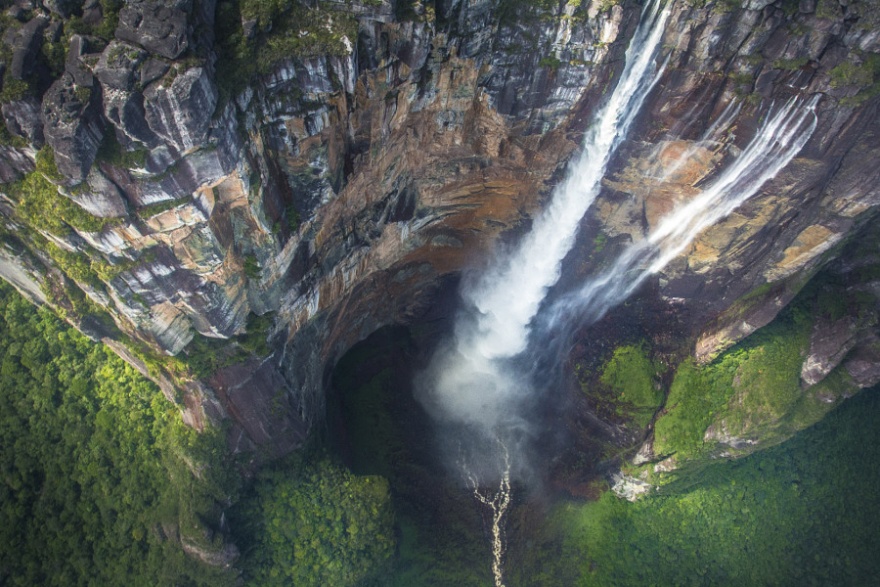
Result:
[180, 312, 274, 378]
[533, 389, 880, 586]
[96, 129, 149, 169]
[575, 341, 664, 432]
[137, 196, 191, 219]
[214, 0, 357, 99]
[496, 0, 558, 26]
[285, 204, 301, 231]
[0, 117, 28, 148]
[830, 54, 880, 105]
[599, 344, 664, 428]
[653, 304, 812, 460]
[0, 283, 235, 586]
[243, 253, 261, 279]
[65, 0, 124, 41]
[332, 328, 492, 586]
[231, 453, 395, 587]
[815, 0, 841, 19]
[773, 56, 810, 71]
[10, 148, 120, 235]
[538, 54, 563, 70]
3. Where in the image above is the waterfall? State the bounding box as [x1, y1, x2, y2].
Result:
[414, 0, 825, 575]
[544, 95, 820, 330]
[417, 1, 672, 585]
[419, 0, 671, 434]
[463, 0, 671, 364]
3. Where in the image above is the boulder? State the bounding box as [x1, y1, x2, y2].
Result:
[0, 146, 34, 182]
[10, 16, 48, 80]
[62, 166, 129, 218]
[94, 41, 148, 91]
[102, 89, 160, 148]
[144, 66, 217, 154]
[800, 315, 859, 386]
[115, 0, 190, 60]
[65, 34, 101, 88]
[1, 96, 44, 147]
[41, 72, 104, 182]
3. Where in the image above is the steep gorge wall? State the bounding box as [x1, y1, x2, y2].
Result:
[0, 0, 878, 470]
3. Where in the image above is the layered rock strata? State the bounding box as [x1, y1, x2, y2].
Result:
[0, 0, 877, 475]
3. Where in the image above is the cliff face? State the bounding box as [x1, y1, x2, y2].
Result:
[0, 0, 879, 469]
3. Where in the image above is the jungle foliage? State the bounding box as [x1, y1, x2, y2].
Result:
[0, 282, 234, 586]
[598, 344, 664, 428]
[537, 388, 880, 586]
[214, 0, 356, 99]
[231, 453, 396, 587]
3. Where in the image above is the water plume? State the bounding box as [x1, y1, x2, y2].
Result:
[544, 95, 820, 331]
[418, 0, 671, 466]
[416, 0, 672, 584]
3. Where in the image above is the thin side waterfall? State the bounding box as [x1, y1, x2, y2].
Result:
[544, 95, 820, 330]
[416, 1, 672, 585]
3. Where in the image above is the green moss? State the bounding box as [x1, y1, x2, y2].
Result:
[773, 56, 810, 71]
[830, 54, 880, 105]
[538, 55, 563, 70]
[9, 149, 121, 235]
[96, 127, 149, 169]
[0, 117, 28, 149]
[815, 0, 841, 18]
[137, 196, 191, 219]
[599, 344, 664, 428]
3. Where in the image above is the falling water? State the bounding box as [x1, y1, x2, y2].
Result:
[545, 95, 821, 329]
[464, 442, 512, 587]
[417, 1, 672, 585]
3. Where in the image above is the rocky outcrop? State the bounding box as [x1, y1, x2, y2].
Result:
[115, 0, 190, 60]
[9, 16, 48, 80]
[2, 97, 44, 147]
[143, 66, 217, 154]
[41, 72, 104, 181]
[0, 0, 878, 488]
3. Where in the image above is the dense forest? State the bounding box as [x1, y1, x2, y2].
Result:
[2, 260, 880, 585]
[0, 283, 394, 586]
[526, 387, 880, 585]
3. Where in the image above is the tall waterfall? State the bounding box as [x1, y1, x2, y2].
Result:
[419, 0, 670, 436]
[416, 0, 822, 581]
[417, 1, 672, 585]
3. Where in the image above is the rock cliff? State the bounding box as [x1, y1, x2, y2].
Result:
[0, 0, 879, 505]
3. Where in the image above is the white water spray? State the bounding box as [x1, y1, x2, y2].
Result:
[417, 0, 672, 583]
[546, 95, 820, 328]
[420, 0, 671, 433]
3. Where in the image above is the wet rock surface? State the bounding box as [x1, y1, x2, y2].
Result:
[0, 0, 877, 473]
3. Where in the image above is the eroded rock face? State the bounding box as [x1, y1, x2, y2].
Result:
[2, 97, 44, 147]
[0, 0, 879, 468]
[115, 0, 190, 60]
[41, 72, 104, 181]
[143, 66, 218, 154]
